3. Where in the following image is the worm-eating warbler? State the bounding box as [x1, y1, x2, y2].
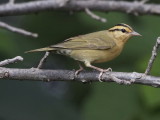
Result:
[26, 23, 141, 79]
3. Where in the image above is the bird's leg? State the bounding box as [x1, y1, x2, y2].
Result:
[75, 62, 84, 77]
[84, 61, 112, 82]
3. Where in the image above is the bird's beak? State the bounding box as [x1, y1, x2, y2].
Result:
[130, 31, 142, 36]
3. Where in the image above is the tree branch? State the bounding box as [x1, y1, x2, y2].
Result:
[0, 0, 160, 16]
[0, 67, 159, 87]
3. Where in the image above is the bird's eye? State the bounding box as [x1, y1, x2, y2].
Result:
[121, 29, 126, 33]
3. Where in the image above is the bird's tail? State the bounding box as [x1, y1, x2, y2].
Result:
[25, 47, 55, 53]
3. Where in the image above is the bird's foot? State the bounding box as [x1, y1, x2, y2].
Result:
[98, 68, 112, 82]
[75, 68, 84, 77]
[74, 65, 84, 77]
[109, 75, 133, 85]
[30, 67, 39, 72]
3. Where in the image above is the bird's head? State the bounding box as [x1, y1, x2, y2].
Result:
[108, 23, 141, 43]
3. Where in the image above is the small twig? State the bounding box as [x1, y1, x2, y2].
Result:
[85, 8, 107, 23]
[0, 21, 38, 38]
[8, 0, 15, 4]
[37, 52, 50, 69]
[140, 0, 149, 4]
[145, 37, 160, 74]
[0, 56, 23, 66]
[58, 0, 69, 7]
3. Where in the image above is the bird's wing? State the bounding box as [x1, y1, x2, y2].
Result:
[50, 31, 116, 50]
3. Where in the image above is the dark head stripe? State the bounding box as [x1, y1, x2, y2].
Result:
[115, 23, 133, 31]
[108, 29, 122, 32]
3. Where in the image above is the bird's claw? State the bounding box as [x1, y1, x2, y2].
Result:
[74, 62, 84, 77]
[98, 68, 112, 82]
[109, 75, 134, 85]
[74, 67, 84, 77]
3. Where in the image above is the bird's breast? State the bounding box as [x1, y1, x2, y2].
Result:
[93, 45, 123, 63]
[68, 45, 123, 63]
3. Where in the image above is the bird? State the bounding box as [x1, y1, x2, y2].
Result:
[26, 23, 141, 80]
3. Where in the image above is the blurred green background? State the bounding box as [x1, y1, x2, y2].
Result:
[0, 1, 160, 120]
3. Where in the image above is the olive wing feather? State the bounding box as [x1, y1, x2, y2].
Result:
[50, 31, 116, 50]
